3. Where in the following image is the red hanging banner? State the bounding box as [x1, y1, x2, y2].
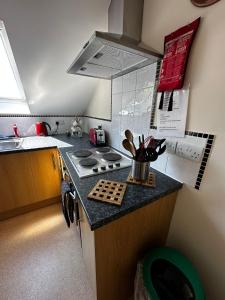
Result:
[158, 17, 200, 92]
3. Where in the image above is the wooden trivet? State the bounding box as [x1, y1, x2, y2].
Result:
[88, 179, 127, 206]
[126, 172, 156, 188]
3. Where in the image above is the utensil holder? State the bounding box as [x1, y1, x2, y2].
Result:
[131, 160, 150, 181]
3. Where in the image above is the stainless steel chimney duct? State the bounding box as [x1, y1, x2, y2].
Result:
[67, 0, 162, 79]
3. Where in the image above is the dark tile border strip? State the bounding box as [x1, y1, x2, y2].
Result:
[83, 115, 112, 122]
[150, 60, 161, 128]
[184, 132, 215, 190]
[194, 134, 215, 190]
[0, 114, 81, 117]
[0, 114, 112, 123]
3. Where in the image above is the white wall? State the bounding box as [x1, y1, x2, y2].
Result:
[0, 0, 110, 114]
[84, 79, 111, 120]
[142, 1, 225, 299]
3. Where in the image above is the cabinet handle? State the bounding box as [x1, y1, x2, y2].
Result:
[52, 154, 56, 169]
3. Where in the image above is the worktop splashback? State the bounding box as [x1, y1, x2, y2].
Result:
[83, 62, 214, 190]
[0, 116, 75, 136]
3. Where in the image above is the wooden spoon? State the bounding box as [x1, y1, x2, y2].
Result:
[125, 129, 136, 151]
[125, 129, 133, 142]
[122, 139, 136, 158]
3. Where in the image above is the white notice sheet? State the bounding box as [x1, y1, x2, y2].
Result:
[156, 89, 189, 138]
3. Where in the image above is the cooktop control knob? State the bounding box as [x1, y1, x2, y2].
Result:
[115, 162, 120, 167]
[108, 164, 113, 169]
[93, 168, 98, 172]
[101, 166, 106, 171]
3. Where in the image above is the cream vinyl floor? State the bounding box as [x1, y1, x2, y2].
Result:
[0, 204, 94, 300]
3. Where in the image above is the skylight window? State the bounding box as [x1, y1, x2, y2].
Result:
[0, 20, 26, 101]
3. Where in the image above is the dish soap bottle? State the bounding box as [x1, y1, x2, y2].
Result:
[13, 124, 20, 137]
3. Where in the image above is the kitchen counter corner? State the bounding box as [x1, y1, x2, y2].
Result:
[58, 134, 183, 230]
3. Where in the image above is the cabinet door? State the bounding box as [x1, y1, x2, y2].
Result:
[0, 151, 36, 212]
[78, 202, 97, 297]
[0, 148, 61, 213]
[29, 148, 61, 203]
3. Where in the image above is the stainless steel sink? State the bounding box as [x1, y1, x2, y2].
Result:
[0, 138, 23, 151]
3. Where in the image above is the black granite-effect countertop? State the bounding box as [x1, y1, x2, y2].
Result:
[57, 134, 182, 231]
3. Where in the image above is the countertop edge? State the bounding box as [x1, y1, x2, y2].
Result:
[1, 134, 183, 231]
[61, 150, 182, 230]
[89, 186, 182, 230]
[0, 145, 57, 155]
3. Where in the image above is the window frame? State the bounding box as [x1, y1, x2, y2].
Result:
[0, 20, 26, 102]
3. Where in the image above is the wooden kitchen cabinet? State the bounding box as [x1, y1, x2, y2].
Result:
[78, 202, 97, 295]
[78, 192, 177, 300]
[0, 148, 61, 220]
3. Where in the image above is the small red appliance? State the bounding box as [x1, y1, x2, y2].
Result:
[89, 126, 106, 146]
[35, 122, 51, 136]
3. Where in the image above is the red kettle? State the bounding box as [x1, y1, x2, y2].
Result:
[35, 122, 51, 136]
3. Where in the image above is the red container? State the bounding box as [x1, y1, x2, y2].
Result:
[35, 122, 51, 136]
[13, 124, 20, 137]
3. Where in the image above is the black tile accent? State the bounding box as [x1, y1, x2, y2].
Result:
[207, 140, 213, 145]
[194, 134, 215, 190]
[149, 60, 161, 128]
[203, 153, 209, 159]
[202, 158, 208, 164]
[83, 115, 112, 122]
[0, 114, 80, 117]
[196, 179, 202, 184]
[205, 145, 212, 150]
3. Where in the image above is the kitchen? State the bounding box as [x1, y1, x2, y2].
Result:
[0, 0, 223, 299]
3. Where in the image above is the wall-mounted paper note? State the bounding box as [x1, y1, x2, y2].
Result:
[156, 89, 189, 138]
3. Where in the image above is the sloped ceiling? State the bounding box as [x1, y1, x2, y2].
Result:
[0, 0, 110, 114]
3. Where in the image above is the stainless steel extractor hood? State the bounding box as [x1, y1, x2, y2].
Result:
[67, 0, 162, 80]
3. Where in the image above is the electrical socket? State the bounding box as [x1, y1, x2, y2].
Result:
[165, 139, 177, 154]
[176, 141, 204, 162]
[55, 120, 65, 126]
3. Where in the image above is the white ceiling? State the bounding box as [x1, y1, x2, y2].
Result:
[0, 0, 110, 114]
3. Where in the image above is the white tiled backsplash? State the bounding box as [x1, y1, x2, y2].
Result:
[0, 116, 75, 136]
[83, 62, 214, 189]
[112, 64, 157, 151]
[83, 63, 157, 151]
